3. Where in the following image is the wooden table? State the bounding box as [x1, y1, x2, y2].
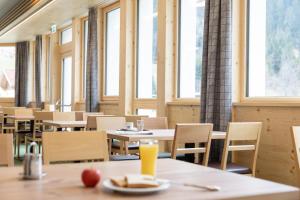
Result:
[4, 115, 35, 158]
[106, 129, 226, 154]
[43, 120, 87, 131]
[0, 159, 298, 200]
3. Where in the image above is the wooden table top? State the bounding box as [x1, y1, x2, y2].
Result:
[43, 120, 87, 128]
[0, 159, 298, 200]
[106, 129, 226, 142]
[5, 115, 35, 120]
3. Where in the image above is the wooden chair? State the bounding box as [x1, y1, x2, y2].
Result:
[125, 115, 148, 127]
[42, 131, 109, 165]
[2, 107, 27, 133]
[141, 117, 168, 129]
[0, 134, 14, 166]
[96, 117, 139, 157]
[211, 122, 262, 176]
[85, 113, 107, 130]
[171, 123, 213, 166]
[24, 111, 54, 153]
[53, 112, 76, 121]
[96, 117, 126, 131]
[291, 126, 300, 186]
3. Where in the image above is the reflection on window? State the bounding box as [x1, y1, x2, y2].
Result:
[0, 46, 15, 97]
[61, 28, 72, 45]
[105, 8, 120, 96]
[137, 0, 158, 98]
[62, 56, 72, 112]
[83, 20, 88, 98]
[137, 109, 157, 117]
[178, 0, 204, 98]
[248, 0, 300, 97]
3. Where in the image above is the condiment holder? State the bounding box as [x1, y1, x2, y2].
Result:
[22, 142, 45, 180]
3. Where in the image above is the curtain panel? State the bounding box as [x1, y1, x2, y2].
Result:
[85, 7, 99, 112]
[200, 0, 232, 162]
[35, 35, 42, 108]
[15, 41, 30, 107]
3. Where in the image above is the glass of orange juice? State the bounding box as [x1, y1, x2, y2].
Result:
[139, 139, 159, 176]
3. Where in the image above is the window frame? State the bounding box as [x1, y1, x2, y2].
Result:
[240, 0, 300, 104]
[173, 0, 201, 103]
[133, 0, 160, 114]
[100, 2, 121, 102]
[59, 25, 73, 46]
[0, 43, 16, 101]
[81, 17, 88, 101]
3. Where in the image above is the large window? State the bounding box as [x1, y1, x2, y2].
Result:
[136, 0, 158, 99]
[83, 19, 88, 98]
[61, 56, 72, 112]
[178, 0, 205, 98]
[104, 8, 120, 96]
[247, 0, 300, 97]
[61, 27, 72, 45]
[0, 46, 15, 98]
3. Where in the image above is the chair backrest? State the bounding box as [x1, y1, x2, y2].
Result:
[291, 126, 300, 171]
[221, 122, 262, 176]
[14, 108, 33, 116]
[2, 107, 25, 115]
[141, 117, 168, 129]
[34, 111, 54, 121]
[171, 123, 213, 166]
[96, 117, 126, 131]
[125, 115, 148, 127]
[0, 134, 13, 166]
[43, 104, 56, 111]
[86, 114, 114, 130]
[53, 112, 76, 121]
[42, 131, 109, 165]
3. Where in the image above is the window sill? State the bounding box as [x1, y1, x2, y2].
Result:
[233, 102, 300, 107]
[167, 100, 200, 106]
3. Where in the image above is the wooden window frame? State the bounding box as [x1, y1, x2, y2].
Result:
[59, 25, 73, 46]
[172, 0, 200, 104]
[100, 2, 120, 102]
[80, 17, 88, 101]
[133, 0, 159, 114]
[235, 0, 300, 105]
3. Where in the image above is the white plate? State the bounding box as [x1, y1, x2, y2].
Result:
[102, 179, 170, 194]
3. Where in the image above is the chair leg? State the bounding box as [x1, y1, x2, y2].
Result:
[25, 137, 28, 153]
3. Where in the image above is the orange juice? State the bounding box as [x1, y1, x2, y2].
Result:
[140, 140, 159, 176]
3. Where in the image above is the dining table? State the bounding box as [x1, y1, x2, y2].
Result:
[0, 159, 298, 200]
[106, 129, 226, 154]
[43, 120, 87, 131]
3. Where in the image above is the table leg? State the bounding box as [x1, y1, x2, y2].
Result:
[124, 141, 129, 155]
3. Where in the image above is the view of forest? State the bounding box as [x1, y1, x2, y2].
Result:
[266, 0, 300, 96]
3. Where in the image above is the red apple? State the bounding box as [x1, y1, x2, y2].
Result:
[81, 168, 101, 187]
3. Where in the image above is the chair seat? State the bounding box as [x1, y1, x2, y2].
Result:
[157, 152, 186, 160]
[208, 162, 252, 174]
[111, 141, 139, 150]
[110, 155, 139, 161]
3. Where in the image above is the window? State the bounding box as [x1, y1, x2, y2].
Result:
[61, 56, 72, 112]
[137, 109, 157, 117]
[0, 46, 15, 97]
[247, 0, 300, 97]
[61, 27, 72, 45]
[136, 0, 158, 99]
[83, 20, 88, 98]
[178, 0, 205, 98]
[105, 8, 120, 96]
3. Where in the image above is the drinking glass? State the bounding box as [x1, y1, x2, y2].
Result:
[137, 120, 144, 131]
[139, 139, 159, 176]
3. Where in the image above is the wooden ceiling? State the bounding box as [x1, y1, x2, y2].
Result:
[0, 0, 23, 18]
[0, 0, 116, 43]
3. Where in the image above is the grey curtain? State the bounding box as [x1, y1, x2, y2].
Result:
[200, 0, 232, 162]
[35, 35, 42, 108]
[85, 7, 99, 112]
[15, 41, 30, 107]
